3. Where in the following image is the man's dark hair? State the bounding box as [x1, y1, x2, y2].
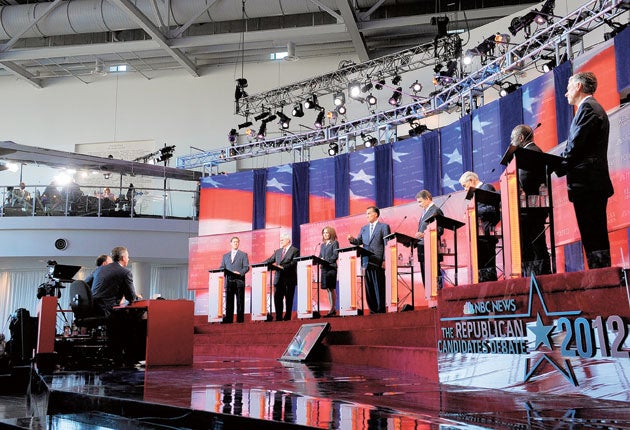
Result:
[415, 190, 433, 200]
[95, 254, 109, 267]
[367, 206, 380, 217]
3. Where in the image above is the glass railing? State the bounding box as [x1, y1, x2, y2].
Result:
[0, 184, 199, 219]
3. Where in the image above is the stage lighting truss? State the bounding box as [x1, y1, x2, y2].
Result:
[179, 0, 626, 171]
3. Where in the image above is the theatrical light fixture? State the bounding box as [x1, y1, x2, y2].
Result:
[304, 95, 319, 109]
[433, 60, 458, 86]
[535, 0, 556, 24]
[276, 111, 291, 129]
[499, 82, 522, 97]
[328, 142, 339, 156]
[388, 87, 402, 106]
[333, 91, 345, 106]
[238, 120, 253, 129]
[542, 58, 556, 73]
[326, 110, 338, 126]
[408, 121, 428, 136]
[257, 122, 267, 139]
[410, 81, 422, 93]
[348, 81, 362, 99]
[430, 16, 450, 38]
[361, 83, 373, 93]
[314, 109, 325, 129]
[508, 10, 538, 36]
[375, 78, 386, 90]
[254, 111, 270, 121]
[234, 78, 248, 103]
[157, 145, 176, 163]
[391, 75, 402, 85]
[336, 105, 347, 115]
[361, 133, 378, 148]
[292, 103, 304, 117]
[366, 94, 377, 106]
[228, 128, 238, 143]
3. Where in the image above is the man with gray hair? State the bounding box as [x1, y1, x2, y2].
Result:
[560, 71, 613, 269]
[91, 246, 140, 317]
[264, 234, 299, 321]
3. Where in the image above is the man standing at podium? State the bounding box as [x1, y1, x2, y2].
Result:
[561, 71, 614, 269]
[415, 190, 443, 284]
[510, 124, 551, 275]
[347, 206, 391, 314]
[459, 172, 500, 282]
[220, 237, 250, 323]
[264, 234, 299, 321]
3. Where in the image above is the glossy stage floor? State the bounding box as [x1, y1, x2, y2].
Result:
[1, 350, 629, 429]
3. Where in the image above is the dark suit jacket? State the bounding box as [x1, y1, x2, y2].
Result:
[91, 262, 138, 317]
[349, 221, 391, 268]
[264, 246, 299, 286]
[417, 203, 444, 247]
[519, 142, 546, 195]
[561, 97, 614, 201]
[220, 250, 250, 283]
[319, 240, 339, 270]
[477, 183, 500, 233]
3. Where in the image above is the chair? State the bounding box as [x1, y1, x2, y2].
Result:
[69, 280, 107, 330]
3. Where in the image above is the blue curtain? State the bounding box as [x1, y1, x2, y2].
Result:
[335, 153, 350, 217]
[499, 88, 523, 156]
[554, 60, 573, 144]
[563, 241, 584, 273]
[615, 27, 630, 98]
[460, 115, 473, 172]
[253, 169, 267, 230]
[422, 130, 441, 196]
[375, 144, 393, 208]
[291, 162, 309, 250]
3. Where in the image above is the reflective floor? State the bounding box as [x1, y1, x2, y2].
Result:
[19, 357, 630, 430]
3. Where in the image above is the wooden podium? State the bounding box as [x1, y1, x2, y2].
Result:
[207, 268, 228, 323]
[337, 246, 373, 316]
[296, 255, 328, 319]
[464, 187, 502, 284]
[384, 232, 416, 312]
[250, 262, 279, 321]
[424, 215, 464, 305]
[500, 146, 562, 277]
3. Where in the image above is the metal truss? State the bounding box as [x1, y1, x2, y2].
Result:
[235, 34, 462, 116]
[178, 0, 627, 171]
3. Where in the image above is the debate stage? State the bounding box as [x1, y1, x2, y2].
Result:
[2, 267, 630, 429]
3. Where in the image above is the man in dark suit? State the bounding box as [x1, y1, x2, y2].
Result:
[91, 246, 140, 317]
[510, 124, 551, 276]
[347, 206, 391, 314]
[85, 254, 112, 287]
[560, 71, 614, 269]
[264, 234, 299, 321]
[220, 236, 250, 323]
[459, 171, 500, 282]
[415, 190, 443, 284]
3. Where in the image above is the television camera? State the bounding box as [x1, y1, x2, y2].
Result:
[37, 260, 81, 299]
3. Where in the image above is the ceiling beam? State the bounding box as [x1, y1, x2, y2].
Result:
[307, 0, 343, 22]
[0, 61, 42, 88]
[108, 0, 199, 77]
[334, 0, 370, 62]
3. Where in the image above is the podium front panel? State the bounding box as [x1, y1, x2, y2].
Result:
[297, 259, 314, 319]
[37, 296, 57, 354]
[251, 266, 270, 321]
[385, 242, 398, 312]
[338, 249, 359, 316]
[423, 222, 440, 307]
[207, 271, 224, 323]
[500, 160, 522, 278]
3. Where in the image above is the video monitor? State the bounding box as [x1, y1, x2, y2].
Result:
[50, 264, 82, 282]
[279, 322, 330, 362]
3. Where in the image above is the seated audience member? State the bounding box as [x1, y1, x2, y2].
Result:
[11, 182, 31, 207]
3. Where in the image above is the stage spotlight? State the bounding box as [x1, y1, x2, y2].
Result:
[410, 80, 422, 93]
[348, 81, 362, 99]
[494, 33, 510, 44]
[391, 75, 402, 85]
[238, 120, 253, 129]
[265, 114, 277, 122]
[408, 122, 428, 136]
[234, 78, 248, 105]
[499, 82, 522, 97]
[314, 109, 325, 129]
[361, 133, 378, 148]
[276, 111, 291, 129]
[375, 78, 386, 90]
[361, 83, 373, 93]
[304, 94, 319, 109]
[508, 10, 538, 36]
[333, 91, 345, 106]
[292, 103, 304, 117]
[336, 105, 347, 115]
[366, 94, 377, 106]
[254, 111, 269, 121]
[157, 145, 176, 163]
[228, 128, 238, 143]
[328, 142, 339, 156]
[257, 122, 267, 139]
[388, 87, 402, 106]
[430, 16, 450, 38]
[326, 110, 338, 126]
[535, 0, 556, 24]
[542, 58, 556, 73]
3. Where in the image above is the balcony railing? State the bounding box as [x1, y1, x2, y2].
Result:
[1, 184, 198, 220]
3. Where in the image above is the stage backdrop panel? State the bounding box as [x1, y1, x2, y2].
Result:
[440, 122, 465, 194]
[392, 136, 424, 205]
[266, 165, 293, 229]
[308, 158, 335, 223]
[471, 102, 503, 184]
[522, 71, 559, 151]
[348, 148, 377, 215]
[572, 39, 620, 112]
[198, 171, 254, 236]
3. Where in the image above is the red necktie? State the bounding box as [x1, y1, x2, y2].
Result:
[281, 248, 286, 259]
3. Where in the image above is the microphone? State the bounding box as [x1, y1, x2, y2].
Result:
[437, 193, 452, 211]
[313, 242, 322, 256]
[392, 215, 408, 233]
[521, 122, 542, 146]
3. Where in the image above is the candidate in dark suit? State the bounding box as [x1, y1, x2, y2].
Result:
[511, 124, 551, 276]
[220, 236, 250, 323]
[415, 190, 443, 284]
[85, 254, 112, 288]
[319, 226, 339, 316]
[91, 246, 140, 317]
[561, 72, 614, 269]
[460, 172, 500, 282]
[264, 234, 299, 321]
[347, 206, 391, 314]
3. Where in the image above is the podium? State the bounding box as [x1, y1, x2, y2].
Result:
[295, 255, 328, 319]
[424, 215, 464, 304]
[337, 246, 373, 316]
[464, 187, 502, 284]
[207, 268, 230, 323]
[384, 232, 416, 312]
[500, 146, 562, 277]
[250, 262, 279, 321]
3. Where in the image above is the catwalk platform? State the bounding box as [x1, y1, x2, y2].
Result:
[1, 268, 629, 429]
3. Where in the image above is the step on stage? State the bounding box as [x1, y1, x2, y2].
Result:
[2, 268, 629, 430]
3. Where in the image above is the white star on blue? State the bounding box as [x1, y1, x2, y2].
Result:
[267, 177, 288, 191]
[443, 148, 462, 166]
[201, 177, 221, 188]
[359, 152, 375, 163]
[522, 86, 538, 115]
[442, 174, 460, 190]
[392, 149, 409, 163]
[472, 114, 492, 135]
[349, 169, 375, 185]
[275, 165, 293, 175]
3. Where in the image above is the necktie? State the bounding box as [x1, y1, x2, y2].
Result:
[281, 247, 286, 259]
[370, 223, 375, 238]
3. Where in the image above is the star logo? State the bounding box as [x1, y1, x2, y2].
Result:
[443, 148, 462, 166]
[472, 114, 492, 135]
[522, 86, 538, 115]
[349, 169, 375, 185]
[267, 177, 288, 191]
[528, 313, 554, 350]
[392, 149, 409, 163]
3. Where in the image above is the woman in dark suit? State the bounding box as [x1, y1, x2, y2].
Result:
[319, 226, 339, 316]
